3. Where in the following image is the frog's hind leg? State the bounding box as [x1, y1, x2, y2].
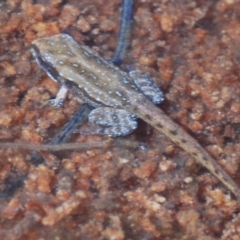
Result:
[129, 70, 164, 104]
[84, 107, 137, 137]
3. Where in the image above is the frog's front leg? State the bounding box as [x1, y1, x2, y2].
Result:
[85, 107, 137, 137]
[49, 85, 68, 107]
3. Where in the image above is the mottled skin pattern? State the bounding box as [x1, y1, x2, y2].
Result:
[31, 34, 240, 199]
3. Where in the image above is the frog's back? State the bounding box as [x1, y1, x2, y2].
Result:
[32, 34, 142, 108]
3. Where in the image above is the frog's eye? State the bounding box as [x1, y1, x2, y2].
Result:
[31, 46, 59, 82]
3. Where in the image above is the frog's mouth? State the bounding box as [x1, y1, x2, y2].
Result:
[31, 45, 60, 83]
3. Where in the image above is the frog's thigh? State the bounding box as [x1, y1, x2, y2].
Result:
[89, 107, 137, 137]
[129, 70, 164, 104]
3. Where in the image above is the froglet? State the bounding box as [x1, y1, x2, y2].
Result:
[31, 34, 240, 199]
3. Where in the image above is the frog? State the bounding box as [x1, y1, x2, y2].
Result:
[31, 34, 164, 136]
[31, 33, 240, 199]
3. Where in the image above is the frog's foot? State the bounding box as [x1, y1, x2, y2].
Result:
[49, 85, 68, 108]
[78, 107, 137, 137]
